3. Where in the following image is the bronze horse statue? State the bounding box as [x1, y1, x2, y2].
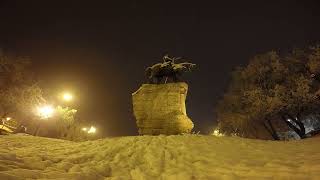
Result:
[145, 55, 196, 84]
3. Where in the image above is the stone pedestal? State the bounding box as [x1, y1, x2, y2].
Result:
[132, 82, 194, 135]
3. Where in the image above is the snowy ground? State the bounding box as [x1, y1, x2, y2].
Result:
[0, 134, 319, 180]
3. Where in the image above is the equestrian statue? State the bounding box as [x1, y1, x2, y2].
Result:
[145, 54, 196, 84]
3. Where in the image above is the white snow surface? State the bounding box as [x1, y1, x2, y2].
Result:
[0, 134, 319, 180]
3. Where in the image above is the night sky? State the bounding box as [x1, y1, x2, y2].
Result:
[0, 1, 320, 136]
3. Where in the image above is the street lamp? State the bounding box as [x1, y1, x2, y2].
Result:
[33, 105, 54, 136]
[88, 126, 96, 134]
[37, 105, 54, 119]
[62, 92, 73, 102]
[82, 126, 96, 134]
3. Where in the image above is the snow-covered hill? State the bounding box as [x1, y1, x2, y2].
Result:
[0, 134, 319, 180]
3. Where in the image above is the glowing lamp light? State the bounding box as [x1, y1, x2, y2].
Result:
[63, 93, 73, 101]
[37, 105, 54, 119]
[82, 127, 88, 131]
[6, 117, 11, 121]
[88, 126, 96, 134]
[213, 129, 224, 137]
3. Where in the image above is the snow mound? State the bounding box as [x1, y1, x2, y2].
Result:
[0, 134, 320, 179]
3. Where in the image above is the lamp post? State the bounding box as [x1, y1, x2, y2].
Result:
[34, 105, 54, 136]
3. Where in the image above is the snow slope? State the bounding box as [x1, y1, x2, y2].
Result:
[0, 134, 319, 180]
